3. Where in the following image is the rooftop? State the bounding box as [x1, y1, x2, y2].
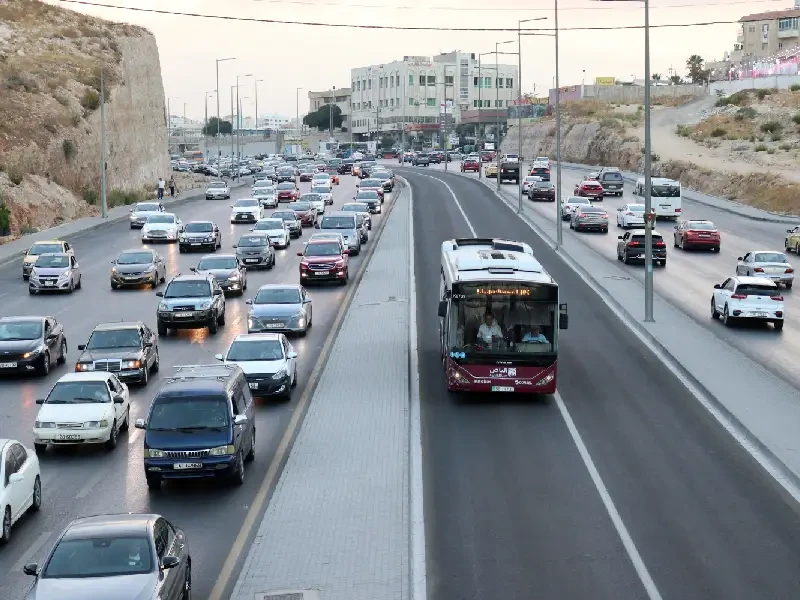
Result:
[740, 8, 800, 22]
[64, 514, 155, 539]
[56, 371, 117, 383]
[93, 322, 143, 331]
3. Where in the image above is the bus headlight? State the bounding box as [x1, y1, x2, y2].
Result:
[535, 372, 555, 386]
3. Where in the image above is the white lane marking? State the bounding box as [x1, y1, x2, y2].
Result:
[416, 169, 663, 600]
[554, 392, 664, 600]
[127, 428, 141, 446]
[11, 531, 51, 573]
[411, 172, 476, 237]
[75, 469, 107, 499]
[402, 176, 428, 600]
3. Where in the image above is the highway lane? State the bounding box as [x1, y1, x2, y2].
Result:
[400, 166, 800, 600]
[431, 162, 800, 391]
[0, 171, 393, 600]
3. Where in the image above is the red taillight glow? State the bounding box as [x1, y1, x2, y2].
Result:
[771, 295, 784, 301]
[731, 294, 747, 299]
[675, 208, 682, 212]
[786, 268, 794, 273]
[754, 267, 764, 273]
[628, 241, 640, 247]
[655, 241, 666, 247]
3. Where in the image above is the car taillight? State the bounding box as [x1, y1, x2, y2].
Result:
[731, 294, 747, 299]
[625, 212, 634, 216]
[754, 267, 764, 272]
[771, 295, 784, 301]
[675, 208, 682, 212]
[627, 241, 640, 247]
[655, 241, 666, 247]
[786, 268, 794, 273]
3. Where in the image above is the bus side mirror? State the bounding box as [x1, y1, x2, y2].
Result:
[437, 300, 447, 318]
[559, 303, 569, 330]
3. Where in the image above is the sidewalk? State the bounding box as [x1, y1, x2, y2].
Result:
[230, 187, 412, 600]
[438, 163, 800, 492]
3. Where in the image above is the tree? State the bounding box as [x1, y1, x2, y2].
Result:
[202, 117, 232, 136]
[303, 104, 343, 131]
[686, 55, 707, 84]
[669, 75, 683, 85]
[652, 73, 662, 82]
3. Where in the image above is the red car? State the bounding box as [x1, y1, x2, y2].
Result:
[298, 240, 349, 285]
[461, 158, 480, 172]
[277, 182, 299, 202]
[286, 201, 318, 227]
[574, 179, 604, 201]
[358, 180, 385, 201]
[673, 219, 721, 251]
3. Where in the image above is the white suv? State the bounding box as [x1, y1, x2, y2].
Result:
[711, 276, 785, 330]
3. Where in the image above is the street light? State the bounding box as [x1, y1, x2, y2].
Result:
[215, 57, 235, 160]
[477, 53, 498, 180]
[166, 96, 178, 154]
[182, 102, 187, 149]
[254, 79, 263, 130]
[495, 40, 515, 194]
[204, 91, 216, 157]
[236, 74, 254, 161]
[296, 87, 304, 145]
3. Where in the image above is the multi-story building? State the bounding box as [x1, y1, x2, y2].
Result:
[739, 6, 800, 61]
[349, 52, 519, 145]
[308, 88, 352, 131]
[257, 113, 292, 130]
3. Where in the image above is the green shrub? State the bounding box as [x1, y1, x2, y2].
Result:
[767, 148, 776, 154]
[8, 169, 23, 185]
[711, 127, 726, 137]
[791, 84, 800, 92]
[0, 204, 10, 232]
[675, 124, 690, 137]
[70, 113, 81, 127]
[755, 88, 774, 100]
[760, 121, 782, 134]
[734, 106, 757, 121]
[771, 133, 782, 142]
[779, 143, 792, 151]
[748, 135, 756, 142]
[80, 89, 100, 111]
[62, 139, 76, 161]
[82, 188, 98, 205]
[108, 189, 143, 207]
[754, 143, 768, 152]
[792, 113, 800, 125]
[716, 90, 749, 107]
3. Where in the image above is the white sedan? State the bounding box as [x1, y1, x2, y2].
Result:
[616, 203, 647, 229]
[206, 180, 230, 200]
[230, 198, 263, 224]
[0, 439, 41, 543]
[521, 176, 542, 195]
[33, 372, 131, 453]
[215, 333, 298, 400]
[735, 251, 794, 289]
[561, 196, 591, 221]
[711, 276, 785, 330]
[141, 213, 182, 243]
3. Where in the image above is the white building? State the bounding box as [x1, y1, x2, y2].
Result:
[350, 52, 519, 144]
[308, 88, 352, 131]
[258, 113, 292, 130]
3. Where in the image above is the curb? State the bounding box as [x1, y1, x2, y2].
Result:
[442, 166, 800, 496]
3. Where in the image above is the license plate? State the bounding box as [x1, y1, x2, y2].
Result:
[0, 362, 17, 368]
[124, 276, 137, 280]
[315, 271, 330, 275]
[45, 281, 54, 286]
[238, 214, 248, 219]
[191, 242, 201, 245]
[660, 205, 671, 209]
[174, 312, 193, 318]
[492, 386, 514, 392]
[245, 258, 259, 263]
[249, 382, 258, 389]
[57, 433, 82, 440]
[174, 463, 202, 470]
[266, 323, 284, 328]
[751, 312, 768, 317]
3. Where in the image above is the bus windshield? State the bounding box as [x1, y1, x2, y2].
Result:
[651, 185, 680, 198]
[447, 282, 558, 356]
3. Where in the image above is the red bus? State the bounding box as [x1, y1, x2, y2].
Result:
[438, 238, 568, 395]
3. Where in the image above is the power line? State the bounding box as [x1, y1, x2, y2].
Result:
[55, 0, 743, 31]
[248, 0, 780, 11]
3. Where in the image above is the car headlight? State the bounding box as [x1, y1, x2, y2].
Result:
[22, 346, 44, 359]
[111, 266, 117, 274]
[58, 270, 71, 280]
[76, 362, 93, 371]
[34, 421, 55, 429]
[272, 369, 287, 380]
[144, 265, 155, 273]
[122, 359, 142, 369]
[145, 449, 166, 458]
[158, 301, 168, 311]
[200, 301, 212, 310]
[85, 419, 109, 428]
[209, 445, 236, 456]
[228, 272, 240, 280]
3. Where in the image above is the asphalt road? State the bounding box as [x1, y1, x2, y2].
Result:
[400, 165, 800, 600]
[439, 161, 800, 391]
[0, 172, 393, 600]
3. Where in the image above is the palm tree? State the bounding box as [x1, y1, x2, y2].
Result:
[652, 73, 662, 82]
[686, 54, 705, 83]
[669, 75, 683, 85]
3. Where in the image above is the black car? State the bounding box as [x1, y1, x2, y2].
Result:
[0, 316, 67, 377]
[276, 168, 295, 183]
[272, 210, 303, 238]
[192, 254, 247, 296]
[412, 153, 430, 167]
[75, 321, 159, 385]
[359, 161, 378, 178]
[338, 160, 354, 175]
[429, 152, 442, 164]
[528, 181, 556, 201]
[233, 233, 276, 270]
[617, 229, 668, 266]
[23, 513, 191, 599]
[354, 191, 381, 214]
[155, 274, 227, 335]
[179, 220, 222, 253]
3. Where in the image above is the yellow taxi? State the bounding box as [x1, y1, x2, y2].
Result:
[786, 226, 800, 254]
[22, 240, 74, 280]
[485, 164, 498, 178]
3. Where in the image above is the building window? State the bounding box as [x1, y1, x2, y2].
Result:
[749, 25, 755, 32]
[473, 76, 479, 87]
[495, 100, 502, 107]
[391, 98, 395, 106]
[409, 74, 414, 85]
[496, 78, 504, 88]
[484, 99, 490, 107]
[368, 79, 372, 89]
[445, 75, 454, 85]
[409, 98, 414, 106]
[426, 98, 436, 106]
[779, 17, 799, 30]
[473, 99, 478, 107]
[506, 78, 513, 88]
[484, 76, 491, 88]
[427, 75, 436, 85]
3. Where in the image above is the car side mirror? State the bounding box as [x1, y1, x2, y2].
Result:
[245, 298, 252, 305]
[22, 563, 39, 576]
[160, 556, 180, 570]
[438, 300, 447, 318]
[113, 394, 125, 404]
[213, 289, 223, 296]
[232, 244, 238, 248]
[111, 259, 117, 264]
[214, 353, 224, 361]
[135, 418, 146, 429]
[618, 235, 624, 240]
[788, 229, 795, 234]
[189, 267, 196, 272]
[35, 398, 45, 405]
[287, 351, 298, 359]
[314, 223, 320, 229]
[46, 333, 58, 342]
[155, 291, 164, 297]
[674, 225, 679, 229]
[229, 204, 234, 207]
[234, 414, 248, 425]
[713, 284, 721, 289]
[77, 344, 86, 351]
[737, 256, 743, 261]
[144, 342, 153, 348]
[617, 207, 622, 211]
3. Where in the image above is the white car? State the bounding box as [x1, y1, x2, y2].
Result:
[141, 213, 182, 243]
[534, 156, 550, 166]
[254, 186, 278, 209]
[230, 198, 263, 224]
[301, 193, 326, 215]
[561, 196, 592, 220]
[310, 185, 334, 206]
[206, 180, 230, 200]
[252, 179, 272, 195]
[252, 218, 291, 249]
[0, 439, 41, 543]
[33, 372, 131, 452]
[521, 175, 542, 194]
[711, 276, 785, 330]
[312, 173, 332, 187]
[735, 251, 794, 289]
[128, 201, 165, 229]
[215, 333, 298, 400]
[304, 232, 346, 248]
[616, 203, 647, 229]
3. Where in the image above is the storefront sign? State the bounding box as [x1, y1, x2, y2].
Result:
[595, 76, 616, 86]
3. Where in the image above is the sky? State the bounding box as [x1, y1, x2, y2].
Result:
[45, 0, 786, 120]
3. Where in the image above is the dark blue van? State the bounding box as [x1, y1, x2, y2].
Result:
[135, 363, 256, 490]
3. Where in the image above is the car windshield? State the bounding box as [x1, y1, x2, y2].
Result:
[185, 222, 213, 233]
[117, 251, 154, 265]
[278, 183, 295, 190]
[288, 202, 312, 211]
[357, 191, 379, 200]
[164, 280, 212, 298]
[602, 171, 623, 180]
[534, 182, 553, 189]
[0, 320, 42, 341]
[372, 172, 390, 178]
[43, 536, 154, 579]
[343, 204, 368, 212]
[301, 170, 314, 175]
[29, 243, 63, 255]
[272, 212, 295, 221]
[198, 257, 237, 270]
[754, 253, 788, 263]
[301, 194, 321, 203]
[311, 187, 330, 194]
[235, 199, 259, 207]
[46, 381, 110, 404]
[687, 221, 715, 230]
[305, 242, 342, 257]
[238, 235, 270, 247]
[313, 175, 330, 181]
[147, 215, 175, 224]
[735, 284, 779, 295]
[254, 219, 284, 230]
[361, 180, 382, 187]
[626, 204, 645, 212]
[86, 328, 141, 349]
[254, 180, 270, 188]
[651, 184, 680, 198]
[134, 203, 160, 212]
[321, 216, 355, 229]
[35, 254, 70, 268]
[278, 168, 293, 174]
[209, 181, 226, 188]
[524, 177, 539, 182]
[580, 207, 606, 214]
[255, 287, 301, 304]
[148, 396, 230, 430]
[583, 180, 601, 186]
[227, 339, 284, 361]
[533, 167, 549, 172]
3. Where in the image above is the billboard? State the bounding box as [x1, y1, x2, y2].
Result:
[595, 76, 616, 86]
[762, 23, 769, 43]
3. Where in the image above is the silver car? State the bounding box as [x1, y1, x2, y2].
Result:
[246, 284, 313, 336]
[317, 212, 361, 256]
[111, 249, 167, 289]
[129, 201, 165, 229]
[252, 218, 291, 249]
[29, 253, 82, 294]
[300, 192, 326, 215]
[735, 251, 794, 288]
[522, 175, 542, 195]
[310, 185, 334, 206]
[341, 202, 372, 230]
[570, 205, 609, 233]
[205, 180, 230, 200]
[561, 196, 592, 220]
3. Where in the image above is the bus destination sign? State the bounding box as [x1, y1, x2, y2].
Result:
[476, 288, 531, 296]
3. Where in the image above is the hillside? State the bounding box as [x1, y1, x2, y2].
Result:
[0, 0, 172, 238]
[503, 92, 800, 215]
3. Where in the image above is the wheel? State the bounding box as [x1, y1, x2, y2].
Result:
[680, 237, 686, 251]
[299, 327, 307, 337]
[157, 321, 167, 336]
[68, 279, 74, 293]
[723, 305, 733, 327]
[182, 560, 192, 600]
[245, 428, 256, 462]
[34, 442, 46, 453]
[796, 243, 800, 255]
[111, 281, 118, 290]
[617, 250, 622, 261]
[120, 406, 130, 431]
[775, 320, 785, 331]
[231, 451, 245, 485]
[208, 317, 219, 334]
[711, 298, 719, 319]
[56, 339, 67, 364]
[76, 275, 82, 290]
[141, 364, 149, 386]
[291, 368, 297, 387]
[146, 475, 161, 490]
[37, 351, 50, 376]
[151, 278, 158, 290]
[674, 235, 679, 248]
[151, 350, 160, 373]
[623, 253, 630, 265]
[786, 281, 793, 289]
[105, 421, 118, 450]
[602, 228, 608, 234]
[1, 507, 10, 544]
[217, 310, 226, 326]
[660, 260, 666, 266]
[178, 245, 184, 253]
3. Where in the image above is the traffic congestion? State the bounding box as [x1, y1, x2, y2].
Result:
[0, 153, 396, 598]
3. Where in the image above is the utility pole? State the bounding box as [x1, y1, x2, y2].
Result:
[478, 56, 482, 179]
[167, 97, 171, 149]
[255, 78, 262, 131]
[401, 68, 406, 151]
[496, 40, 514, 194]
[555, 0, 564, 247]
[643, 0, 654, 322]
[216, 57, 234, 161]
[329, 85, 335, 141]
[518, 20, 524, 213]
[182, 102, 187, 150]
[230, 85, 235, 161]
[100, 68, 107, 218]
[296, 87, 303, 151]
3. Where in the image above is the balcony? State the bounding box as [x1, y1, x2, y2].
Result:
[778, 27, 799, 38]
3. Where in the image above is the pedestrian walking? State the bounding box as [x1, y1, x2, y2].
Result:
[168, 176, 176, 197]
[157, 177, 165, 199]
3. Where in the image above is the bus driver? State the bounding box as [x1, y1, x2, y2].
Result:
[477, 314, 503, 345]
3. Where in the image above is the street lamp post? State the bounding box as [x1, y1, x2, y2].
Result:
[182, 102, 187, 149]
[204, 90, 215, 157]
[254, 79, 263, 131]
[518, 18, 541, 213]
[330, 85, 336, 141]
[296, 87, 303, 141]
[236, 74, 254, 163]
[215, 57, 235, 160]
[555, 0, 563, 247]
[496, 40, 515, 194]
[230, 85, 236, 160]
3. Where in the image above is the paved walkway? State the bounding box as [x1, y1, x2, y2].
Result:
[230, 187, 412, 600]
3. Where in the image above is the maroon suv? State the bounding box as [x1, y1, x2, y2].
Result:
[574, 179, 605, 200]
[298, 240, 349, 284]
[461, 158, 480, 172]
[286, 201, 318, 227]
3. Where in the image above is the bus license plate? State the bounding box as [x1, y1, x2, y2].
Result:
[174, 463, 202, 470]
[492, 386, 514, 392]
